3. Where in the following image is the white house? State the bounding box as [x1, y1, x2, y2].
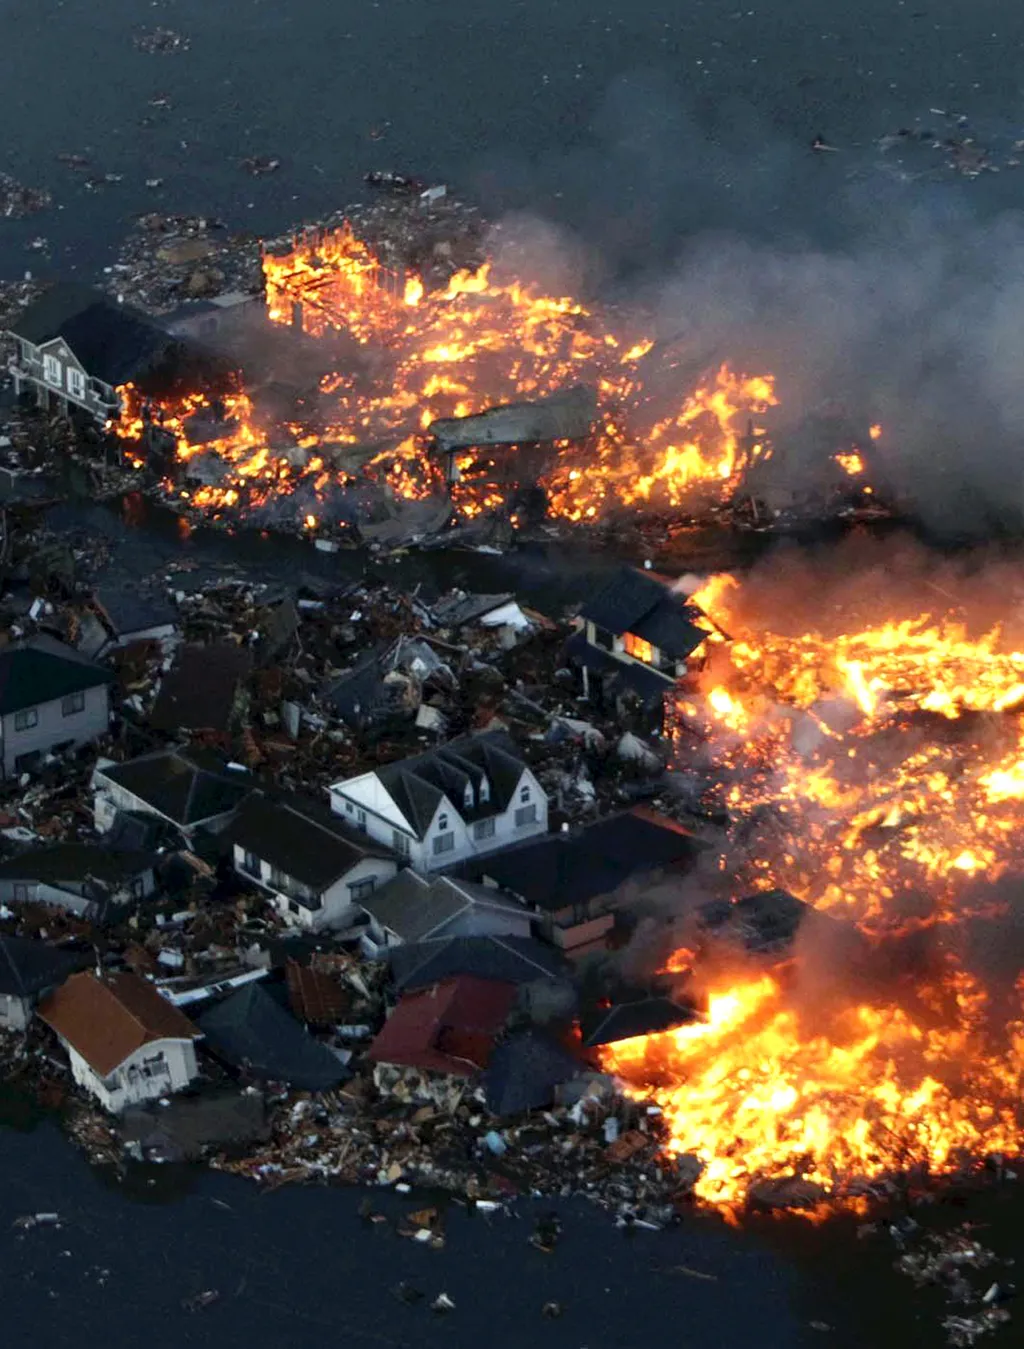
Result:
[226, 791, 399, 930]
[0, 844, 157, 921]
[92, 748, 252, 840]
[38, 970, 202, 1113]
[358, 870, 535, 955]
[0, 935, 86, 1031]
[0, 637, 112, 779]
[328, 731, 547, 873]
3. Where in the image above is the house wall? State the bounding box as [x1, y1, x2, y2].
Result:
[434, 903, 534, 942]
[65, 1036, 199, 1113]
[11, 336, 118, 422]
[0, 992, 31, 1030]
[2, 683, 109, 778]
[331, 766, 548, 876]
[232, 845, 398, 931]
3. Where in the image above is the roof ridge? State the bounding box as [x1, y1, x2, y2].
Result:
[0, 936, 25, 997]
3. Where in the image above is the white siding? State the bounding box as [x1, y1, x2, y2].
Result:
[64, 1037, 199, 1113]
[2, 684, 109, 778]
[232, 845, 397, 931]
[0, 993, 31, 1030]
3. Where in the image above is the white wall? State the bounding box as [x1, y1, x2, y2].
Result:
[66, 1037, 198, 1113]
[232, 845, 398, 931]
[0, 993, 30, 1030]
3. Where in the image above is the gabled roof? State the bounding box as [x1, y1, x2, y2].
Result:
[372, 731, 528, 840]
[698, 889, 810, 956]
[98, 749, 252, 827]
[0, 936, 88, 998]
[38, 970, 200, 1076]
[226, 791, 394, 893]
[0, 843, 154, 888]
[367, 975, 516, 1075]
[196, 983, 347, 1090]
[286, 959, 350, 1025]
[580, 567, 708, 659]
[7, 284, 181, 387]
[389, 934, 568, 992]
[580, 995, 699, 1048]
[477, 808, 705, 913]
[360, 871, 525, 945]
[0, 637, 112, 715]
[483, 1029, 581, 1115]
[430, 592, 515, 628]
[149, 643, 251, 733]
[94, 587, 178, 639]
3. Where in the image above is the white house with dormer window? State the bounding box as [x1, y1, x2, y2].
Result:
[328, 731, 548, 873]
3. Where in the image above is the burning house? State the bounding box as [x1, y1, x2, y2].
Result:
[4, 284, 213, 426]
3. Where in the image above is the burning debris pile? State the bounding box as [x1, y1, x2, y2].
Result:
[602, 545, 1024, 1222]
[107, 195, 881, 543]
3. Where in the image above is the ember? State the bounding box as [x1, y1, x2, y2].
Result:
[602, 564, 1024, 1213]
[116, 222, 782, 527]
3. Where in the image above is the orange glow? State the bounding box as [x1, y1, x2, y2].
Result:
[834, 450, 865, 476]
[600, 574, 1024, 1212]
[115, 227, 786, 522]
[623, 631, 655, 664]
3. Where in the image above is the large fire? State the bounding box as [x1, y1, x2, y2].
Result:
[602, 568, 1024, 1213]
[117, 225, 788, 523]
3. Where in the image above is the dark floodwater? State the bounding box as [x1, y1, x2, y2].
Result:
[2, 0, 1024, 278]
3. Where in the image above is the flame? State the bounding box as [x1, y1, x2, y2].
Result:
[834, 450, 865, 476]
[116, 226, 784, 522]
[602, 576, 1024, 1212]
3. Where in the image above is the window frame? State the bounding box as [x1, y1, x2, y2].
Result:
[62, 691, 86, 717]
[66, 366, 86, 400]
[515, 804, 538, 828]
[13, 707, 38, 732]
[473, 817, 496, 841]
[348, 876, 377, 902]
[432, 831, 455, 856]
[42, 353, 61, 387]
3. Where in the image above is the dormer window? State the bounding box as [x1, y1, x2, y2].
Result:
[463, 783, 474, 808]
[479, 776, 489, 802]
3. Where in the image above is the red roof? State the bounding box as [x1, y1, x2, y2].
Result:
[38, 970, 200, 1077]
[368, 975, 516, 1076]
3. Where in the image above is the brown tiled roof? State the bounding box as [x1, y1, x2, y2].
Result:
[38, 970, 200, 1077]
[286, 959, 350, 1025]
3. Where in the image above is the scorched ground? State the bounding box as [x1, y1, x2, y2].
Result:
[603, 561, 1024, 1214]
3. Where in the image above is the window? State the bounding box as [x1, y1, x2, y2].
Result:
[479, 777, 489, 803]
[345, 800, 353, 814]
[392, 830, 411, 858]
[520, 785, 530, 803]
[42, 354, 61, 386]
[474, 818, 496, 841]
[14, 708, 38, 732]
[62, 691, 85, 717]
[433, 832, 455, 856]
[463, 783, 474, 808]
[289, 899, 301, 915]
[349, 876, 377, 902]
[242, 850, 260, 877]
[515, 804, 538, 828]
[130, 877, 145, 900]
[356, 809, 367, 832]
[66, 367, 85, 400]
[12, 883, 28, 903]
[623, 632, 655, 664]
[438, 814, 449, 831]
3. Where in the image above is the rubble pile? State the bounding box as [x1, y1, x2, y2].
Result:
[0, 175, 51, 220]
[105, 214, 263, 313]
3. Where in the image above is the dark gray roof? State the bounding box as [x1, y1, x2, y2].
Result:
[389, 934, 568, 992]
[375, 731, 527, 840]
[361, 872, 523, 944]
[0, 637, 112, 715]
[429, 385, 597, 453]
[430, 592, 515, 628]
[196, 983, 348, 1090]
[226, 792, 393, 892]
[483, 1029, 581, 1115]
[581, 995, 699, 1048]
[477, 809, 705, 913]
[698, 889, 810, 956]
[100, 750, 251, 827]
[0, 843, 154, 887]
[94, 587, 178, 639]
[7, 284, 182, 387]
[579, 567, 708, 659]
[149, 643, 251, 733]
[0, 935, 88, 998]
